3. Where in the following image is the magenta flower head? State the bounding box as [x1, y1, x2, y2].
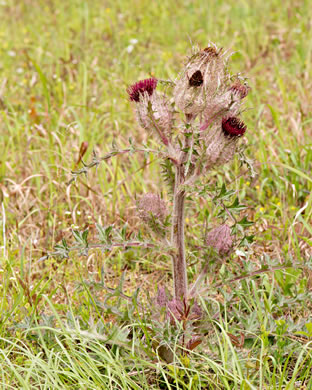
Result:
[127, 78, 158, 102]
[222, 117, 247, 137]
[127, 78, 172, 145]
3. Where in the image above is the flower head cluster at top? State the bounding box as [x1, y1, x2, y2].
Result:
[127, 43, 250, 174]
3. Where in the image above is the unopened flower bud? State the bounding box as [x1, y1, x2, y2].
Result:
[137, 193, 167, 224]
[174, 46, 226, 116]
[206, 224, 233, 255]
[229, 80, 249, 99]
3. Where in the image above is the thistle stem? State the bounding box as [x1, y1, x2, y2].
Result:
[171, 164, 188, 300]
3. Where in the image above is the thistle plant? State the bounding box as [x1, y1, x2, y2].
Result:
[63, 44, 252, 334]
[127, 44, 249, 301]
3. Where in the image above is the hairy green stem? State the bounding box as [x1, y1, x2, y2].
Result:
[171, 164, 188, 299]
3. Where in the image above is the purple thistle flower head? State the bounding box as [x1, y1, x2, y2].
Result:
[222, 117, 247, 137]
[127, 78, 158, 102]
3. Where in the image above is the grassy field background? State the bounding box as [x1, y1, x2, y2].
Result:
[1, 0, 312, 388]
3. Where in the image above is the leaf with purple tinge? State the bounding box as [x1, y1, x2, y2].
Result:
[166, 299, 184, 324]
[186, 336, 202, 351]
[189, 301, 202, 321]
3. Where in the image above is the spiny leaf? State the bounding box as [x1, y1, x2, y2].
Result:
[237, 216, 254, 227]
[213, 183, 235, 201]
[160, 158, 175, 193]
[227, 197, 247, 212]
